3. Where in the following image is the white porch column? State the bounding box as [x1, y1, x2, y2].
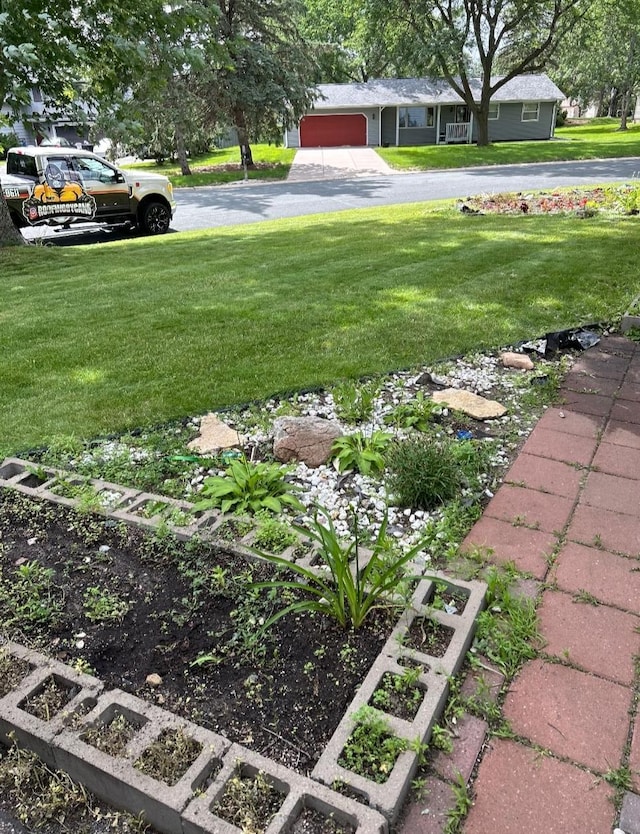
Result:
[436, 106, 441, 145]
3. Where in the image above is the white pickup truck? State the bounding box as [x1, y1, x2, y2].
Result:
[1, 146, 176, 234]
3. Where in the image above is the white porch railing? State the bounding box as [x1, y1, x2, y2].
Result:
[445, 122, 471, 143]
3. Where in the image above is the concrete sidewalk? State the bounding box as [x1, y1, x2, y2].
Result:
[398, 333, 640, 834]
[286, 147, 394, 181]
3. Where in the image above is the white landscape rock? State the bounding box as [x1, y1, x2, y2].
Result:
[431, 388, 507, 420]
[187, 413, 240, 453]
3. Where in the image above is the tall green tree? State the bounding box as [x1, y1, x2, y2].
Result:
[552, 0, 640, 128]
[204, 0, 317, 166]
[366, 0, 585, 145]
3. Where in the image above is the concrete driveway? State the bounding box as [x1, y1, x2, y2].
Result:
[287, 147, 393, 181]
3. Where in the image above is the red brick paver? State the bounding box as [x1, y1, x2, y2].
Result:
[464, 738, 615, 834]
[566, 503, 640, 555]
[503, 453, 583, 498]
[461, 516, 555, 578]
[483, 483, 574, 535]
[551, 541, 640, 611]
[503, 659, 631, 773]
[519, 426, 597, 466]
[402, 338, 640, 833]
[538, 589, 640, 685]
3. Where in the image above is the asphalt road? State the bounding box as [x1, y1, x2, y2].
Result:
[171, 156, 640, 232]
[21, 156, 640, 244]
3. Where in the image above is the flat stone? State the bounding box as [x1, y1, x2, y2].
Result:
[187, 413, 239, 453]
[603, 419, 640, 450]
[503, 659, 631, 772]
[620, 792, 640, 834]
[592, 441, 640, 479]
[273, 416, 343, 467]
[431, 389, 506, 420]
[501, 351, 535, 371]
[464, 738, 615, 834]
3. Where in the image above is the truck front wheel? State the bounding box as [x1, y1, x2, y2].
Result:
[139, 201, 171, 235]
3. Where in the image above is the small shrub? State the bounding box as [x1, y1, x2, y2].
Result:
[0, 561, 63, 633]
[385, 436, 463, 510]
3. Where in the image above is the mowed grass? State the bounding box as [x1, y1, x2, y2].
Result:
[378, 119, 640, 170]
[124, 145, 296, 187]
[1, 202, 638, 455]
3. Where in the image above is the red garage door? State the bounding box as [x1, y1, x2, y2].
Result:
[300, 114, 367, 147]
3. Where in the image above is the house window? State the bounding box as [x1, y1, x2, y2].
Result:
[488, 103, 499, 120]
[522, 102, 540, 122]
[31, 87, 43, 103]
[399, 106, 435, 128]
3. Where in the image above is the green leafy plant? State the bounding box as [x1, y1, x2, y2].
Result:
[371, 667, 423, 717]
[331, 380, 378, 423]
[251, 506, 429, 630]
[338, 706, 408, 782]
[193, 456, 303, 515]
[331, 430, 392, 475]
[384, 392, 444, 431]
[473, 567, 542, 678]
[0, 561, 63, 632]
[252, 512, 299, 554]
[444, 772, 472, 833]
[83, 586, 130, 622]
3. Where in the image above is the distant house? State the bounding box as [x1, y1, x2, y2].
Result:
[286, 74, 564, 148]
[1, 87, 91, 147]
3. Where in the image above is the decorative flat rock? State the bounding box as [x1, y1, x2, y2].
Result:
[187, 413, 239, 453]
[432, 389, 507, 420]
[501, 351, 535, 371]
[273, 416, 343, 467]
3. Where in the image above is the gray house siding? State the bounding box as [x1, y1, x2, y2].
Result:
[479, 101, 556, 142]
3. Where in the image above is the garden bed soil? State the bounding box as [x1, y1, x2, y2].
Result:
[0, 491, 392, 775]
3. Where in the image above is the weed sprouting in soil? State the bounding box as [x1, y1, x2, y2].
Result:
[134, 728, 204, 785]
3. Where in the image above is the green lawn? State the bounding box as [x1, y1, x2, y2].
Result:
[123, 145, 296, 187]
[1, 201, 638, 456]
[377, 119, 640, 170]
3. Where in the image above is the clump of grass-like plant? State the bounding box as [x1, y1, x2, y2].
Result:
[385, 436, 462, 510]
[251, 506, 428, 630]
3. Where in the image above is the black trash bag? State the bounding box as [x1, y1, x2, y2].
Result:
[544, 328, 600, 355]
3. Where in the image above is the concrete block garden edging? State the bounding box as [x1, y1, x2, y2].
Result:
[0, 457, 487, 831]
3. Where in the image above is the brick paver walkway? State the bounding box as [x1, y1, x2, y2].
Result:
[399, 334, 640, 834]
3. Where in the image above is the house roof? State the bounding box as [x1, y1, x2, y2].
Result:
[311, 74, 565, 110]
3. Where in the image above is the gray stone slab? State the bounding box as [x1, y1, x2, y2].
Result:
[620, 791, 640, 834]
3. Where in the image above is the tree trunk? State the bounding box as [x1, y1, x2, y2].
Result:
[475, 113, 490, 146]
[234, 112, 254, 167]
[618, 89, 630, 130]
[0, 187, 25, 247]
[175, 125, 192, 176]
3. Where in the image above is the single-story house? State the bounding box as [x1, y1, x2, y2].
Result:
[286, 74, 565, 148]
